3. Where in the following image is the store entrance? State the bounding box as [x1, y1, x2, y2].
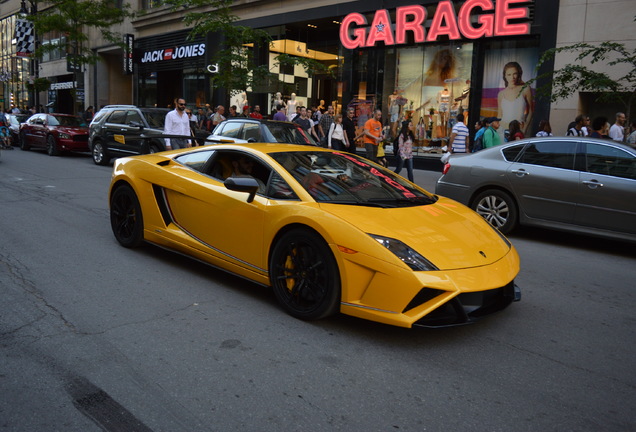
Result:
[157, 70, 182, 108]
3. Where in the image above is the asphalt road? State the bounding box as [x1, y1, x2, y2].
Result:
[1, 148, 634, 431]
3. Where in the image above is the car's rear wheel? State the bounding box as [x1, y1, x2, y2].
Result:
[47, 135, 60, 156]
[269, 228, 340, 320]
[471, 189, 518, 234]
[149, 144, 160, 154]
[20, 132, 30, 151]
[92, 141, 110, 166]
[110, 184, 144, 248]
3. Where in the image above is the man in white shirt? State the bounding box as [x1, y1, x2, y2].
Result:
[164, 98, 191, 150]
[449, 113, 469, 153]
[608, 112, 626, 142]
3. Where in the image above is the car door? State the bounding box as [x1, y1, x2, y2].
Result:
[102, 110, 129, 154]
[505, 140, 579, 223]
[162, 149, 270, 270]
[118, 110, 146, 154]
[576, 142, 636, 234]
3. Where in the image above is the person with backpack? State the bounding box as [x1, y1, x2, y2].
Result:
[482, 117, 502, 149]
[471, 119, 488, 152]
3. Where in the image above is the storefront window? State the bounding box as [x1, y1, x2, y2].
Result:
[480, 40, 539, 140]
[381, 42, 474, 142]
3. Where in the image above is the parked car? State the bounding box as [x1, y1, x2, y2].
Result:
[19, 113, 89, 156]
[88, 105, 173, 165]
[208, 118, 318, 146]
[109, 143, 520, 327]
[6, 113, 30, 146]
[435, 137, 636, 242]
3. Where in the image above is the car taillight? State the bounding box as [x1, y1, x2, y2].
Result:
[442, 162, 450, 175]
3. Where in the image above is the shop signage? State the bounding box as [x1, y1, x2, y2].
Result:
[50, 81, 77, 90]
[339, 0, 532, 49]
[123, 34, 134, 75]
[140, 43, 206, 63]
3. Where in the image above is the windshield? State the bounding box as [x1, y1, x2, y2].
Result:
[265, 123, 318, 145]
[143, 110, 167, 128]
[271, 151, 436, 207]
[49, 115, 86, 127]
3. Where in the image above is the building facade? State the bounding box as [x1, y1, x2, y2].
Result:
[1, 0, 634, 140]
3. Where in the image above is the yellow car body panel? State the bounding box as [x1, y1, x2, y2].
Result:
[109, 144, 520, 328]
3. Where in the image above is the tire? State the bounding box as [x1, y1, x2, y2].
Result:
[269, 228, 341, 320]
[471, 189, 518, 234]
[149, 144, 160, 154]
[47, 135, 60, 156]
[20, 132, 30, 151]
[92, 141, 110, 166]
[110, 184, 144, 248]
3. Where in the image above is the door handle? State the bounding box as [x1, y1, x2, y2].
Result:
[511, 169, 529, 176]
[583, 180, 603, 188]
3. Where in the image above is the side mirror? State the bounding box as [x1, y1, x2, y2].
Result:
[224, 177, 259, 203]
[247, 138, 257, 143]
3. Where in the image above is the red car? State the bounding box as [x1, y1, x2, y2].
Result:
[19, 113, 89, 156]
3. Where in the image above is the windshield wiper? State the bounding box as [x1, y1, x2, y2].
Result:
[369, 196, 437, 206]
[319, 200, 392, 208]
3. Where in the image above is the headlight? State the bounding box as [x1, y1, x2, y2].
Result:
[58, 133, 71, 139]
[369, 234, 439, 271]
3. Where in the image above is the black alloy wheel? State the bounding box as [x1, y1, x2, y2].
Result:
[471, 189, 518, 234]
[110, 184, 144, 248]
[47, 135, 60, 156]
[269, 228, 341, 320]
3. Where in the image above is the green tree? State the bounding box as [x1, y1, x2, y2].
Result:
[29, 0, 133, 110]
[165, 0, 331, 97]
[528, 41, 636, 128]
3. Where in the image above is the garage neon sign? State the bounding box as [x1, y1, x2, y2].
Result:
[339, 0, 532, 49]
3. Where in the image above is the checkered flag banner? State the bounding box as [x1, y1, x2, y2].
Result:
[14, 18, 35, 57]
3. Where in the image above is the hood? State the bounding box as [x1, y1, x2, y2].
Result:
[56, 126, 88, 135]
[319, 197, 512, 270]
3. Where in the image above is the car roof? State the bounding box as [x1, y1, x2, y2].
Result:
[501, 136, 636, 153]
[221, 118, 298, 126]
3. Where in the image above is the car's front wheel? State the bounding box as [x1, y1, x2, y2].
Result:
[47, 135, 60, 156]
[471, 189, 518, 234]
[92, 141, 110, 166]
[110, 184, 144, 248]
[20, 132, 30, 151]
[269, 228, 341, 320]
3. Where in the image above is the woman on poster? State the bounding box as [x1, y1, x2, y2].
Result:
[497, 61, 534, 137]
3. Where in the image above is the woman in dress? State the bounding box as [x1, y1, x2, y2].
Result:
[394, 120, 415, 182]
[327, 114, 349, 151]
[497, 62, 534, 137]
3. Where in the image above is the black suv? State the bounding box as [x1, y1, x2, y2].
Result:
[88, 105, 170, 165]
[208, 118, 318, 146]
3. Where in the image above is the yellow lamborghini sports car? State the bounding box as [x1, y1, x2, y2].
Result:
[109, 143, 520, 328]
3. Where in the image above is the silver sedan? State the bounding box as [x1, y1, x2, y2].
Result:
[435, 137, 636, 242]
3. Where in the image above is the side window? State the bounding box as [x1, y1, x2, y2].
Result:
[502, 144, 525, 162]
[218, 122, 241, 138]
[175, 150, 215, 173]
[586, 143, 636, 180]
[126, 110, 143, 125]
[106, 110, 126, 125]
[240, 123, 261, 141]
[519, 141, 576, 170]
[267, 172, 299, 200]
[209, 150, 271, 194]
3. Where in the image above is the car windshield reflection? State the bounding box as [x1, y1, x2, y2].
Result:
[271, 151, 436, 207]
